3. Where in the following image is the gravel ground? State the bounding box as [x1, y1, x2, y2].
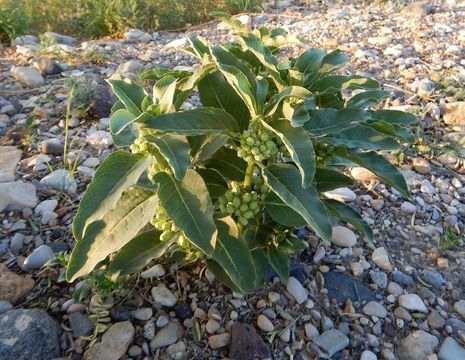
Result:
[1, 0, 465, 359]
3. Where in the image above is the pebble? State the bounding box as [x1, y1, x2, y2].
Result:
[398, 330, 438, 360]
[156, 314, 169, 328]
[363, 301, 388, 318]
[11, 66, 45, 87]
[422, 271, 445, 289]
[69, 312, 94, 337]
[150, 321, 184, 349]
[399, 294, 428, 313]
[23, 245, 54, 270]
[323, 187, 356, 202]
[40, 139, 64, 155]
[131, 307, 153, 321]
[420, 180, 435, 195]
[0, 181, 37, 212]
[141, 264, 165, 278]
[128, 345, 142, 357]
[40, 169, 77, 192]
[151, 284, 177, 307]
[453, 300, 465, 319]
[305, 323, 319, 338]
[9, 233, 25, 254]
[257, 314, 274, 332]
[206, 319, 220, 334]
[412, 158, 431, 174]
[401, 202, 416, 215]
[372, 247, 393, 272]
[209, 333, 230, 349]
[371, 271, 388, 289]
[330, 226, 357, 247]
[313, 329, 349, 358]
[361, 350, 378, 360]
[88, 321, 134, 360]
[286, 276, 307, 304]
[35, 199, 58, 215]
[371, 199, 385, 211]
[143, 319, 156, 340]
[393, 271, 415, 286]
[438, 337, 465, 360]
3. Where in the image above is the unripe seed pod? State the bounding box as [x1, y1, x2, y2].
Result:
[240, 204, 248, 212]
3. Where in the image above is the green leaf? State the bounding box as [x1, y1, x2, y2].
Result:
[324, 125, 401, 150]
[310, 75, 379, 92]
[324, 199, 373, 240]
[108, 230, 176, 277]
[336, 147, 409, 197]
[67, 187, 158, 281]
[146, 134, 191, 180]
[139, 66, 192, 81]
[198, 71, 250, 131]
[141, 107, 241, 136]
[295, 48, 326, 81]
[265, 191, 305, 227]
[264, 86, 312, 116]
[268, 247, 289, 282]
[112, 123, 139, 147]
[207, 259, 241, 293]
[210, 11, 249, 34]
[189, 134, 228, 163]
[196, 168, 228, 198]
[251, 248, 268, 288]
[263, 119, 316, 188]
[154, 170, 217, 257]
[205, 147, 247, 181]
[73, 151, 151, 241]
[110, 109, 151, 135]
[108, 79, 146, 116]
[314, 168, 354, 192]
[186, 36, 210, 58]
[154, 76, 177, 113]
[346, 90, 390, 108]
[369, 109, 417, 125]
[263, 164, 332, 241]
[304, 108, 372, 136]
[319, 49, 349, 73]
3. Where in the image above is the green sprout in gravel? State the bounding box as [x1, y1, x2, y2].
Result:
[66, 13, 414, 293]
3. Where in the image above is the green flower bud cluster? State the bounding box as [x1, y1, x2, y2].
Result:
[286, 96, 304, 107]
[237, 126, 278, 163]
[130, 135, 155, 155]
[219, 181, 262, 226]
[314, 143, 335, 166]
[150, 204, 180, 242]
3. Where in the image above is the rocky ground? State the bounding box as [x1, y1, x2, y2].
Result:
[1, 0, 465, 359]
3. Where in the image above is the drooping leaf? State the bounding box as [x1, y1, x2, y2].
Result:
[196, 168, 228, 198]
[304, 108, 372, 136]
[251, 248, 268, 288]
[346, 90, 390, 109]
[67, 187, 158, 281]
[263, 164, 332, 241]
[319, 50, 349, 73]
[336, 147, 409, 197]
[324, 199, 373, 240]
[369, 109, 417, 125]
[263, 119, 316, 188]
[310, 75, 379, 93]
[268, 247, 289, 282]
[146, 134, 191, 180]
[264, 86, 312, 116]
[207, 259, 241, 293]
[265, 192, 305, 227]
[314, 168, 354, 192]
[73, 151, 151, 241]
[205, 147, 247, 181]
[324, 125, 401, 150]
[108, 80, 146, 116]
[189, 134, 229, 163]
[110, 109, 152, 135]
[186, 36, 210, 58]
[154, 170, 217, 257]
[141, 107, 241, 136]
[154, 76, 177, 113]
[108, 230, 176, 276]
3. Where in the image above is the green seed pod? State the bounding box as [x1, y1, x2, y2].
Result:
[240, 203, 248, 212]
[244, 210, 254, 219]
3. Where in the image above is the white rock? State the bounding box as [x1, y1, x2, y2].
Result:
[400, 202, 416, 215]
[257, 314, 274, 332]
[141, 264, 165, 279]
[165, 37, 187, 48]
[286, 277, 307, 304]
[131, 307, 153, 321]
[23, 245, 54, 270]
[453, 300, 465, 319]
[399, 294, 428, 313]
[384, 47, 403, 57]
[86, 131, 113, 148]
[304, 323, 319, 338]
[372, 247, 393, 272]
[151, 284, 177, 307]
[88, 321, 134, 360]
[41, 211, 58, 225]
[82, 157, 100, 168]
[362, 301, 387, 318]
[330, 226, 357, 248]
[11, 66, 45, 87]
[116, 60, 143, 74]
[0, 181, 37, 212]
[206, 319, 220, 334]
[40, 169, 77, 192]
[124, 29, 151, 42]
[323, 188, 356, 202]
[361, 350, 378, 360]
[0, 146, 21, 184]
[150, 321, 184, 349]
[35, 199, 58, 215]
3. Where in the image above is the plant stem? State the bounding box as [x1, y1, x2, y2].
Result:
[243, 161, 254, 190]
[63, 84, 75, 168]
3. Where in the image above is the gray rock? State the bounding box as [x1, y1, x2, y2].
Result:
[40, 169, 77, 192]
[286, 276, 307, 304]
[150, 321, 184, 349]
[324, 271, 377, 305]
[438, 337, 465, 360]
[9, 233, 25, 254]
[0, 301, 12, 314]
[143, 319, 156, 340]
[417, 79, 435, 96]
[151, 284, 177, 307]
[363, 301, 388, 318]
[454, 300, 465, 319]
[370, 271, 388, 289]
[40, 138, 64, 155]
[35, 199, 58, 215]
[330, 226, 356, 247]
[0, 309, 61, 359]
[89, 85, 114, 118]
[0, 181, 37, 213]
[12, 35, 38, 46]
[34, 57, 62, 76]
[229, 323, 271, 360]
[398, 330, 438, 360]
[422, 271, 445, 288]
[393, 271, 415, 286]
[399, 294, 428, 313]
[0, 146, 21, 184]
[313, 329, 349, 359]
[446, 317, 465, 334]
[11, 67, 44, 87]
[116, 60, 143, 74]
[131, 307, 153, 321]
[87, 321, 134, 360]
[43, 32, 77, 46]
[69, 312, 94, 337]
[23, 245, 54, 270]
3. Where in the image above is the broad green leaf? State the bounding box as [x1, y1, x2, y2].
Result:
[67, 187, 158, 281]
[198, 71, 250, 131]
[108, 79, 146, 116]
[154, 76, 177, 113]
[189, 134, 228, 163]
[112, 123, 139, 147]
[210, 45, 256, 86]
[315, 89, 344, 109]
[279, 236, 307, 254]
[295, 48, 326, 81]
[243, 223, 274, 249]
[304, 108, 372, 136]
[139, 66, 192, 81]
[174, 63, 216, 110]
[186, 36, 210, 58]
[141, 107, 241, 136]
[363, 121, 414, 143]
[264, 86, 312, 116]
[111, 100, 125, 113]
[251, 248, 268, 288]
[324, 199, 373, 240]
[336, 147, 409, 197]
[263, 164, 332, 241]
[268, 247, 289, 282]
[263, 119, 315, 187]
[324, 125, 401, 150]
[210, 11, 249, 34]
[369, 109, 417, 125]
[310, 75, 379, 93]
[205, 147, 247, 181]
[319, 50, 349, 73]
[256, 76, 269, 113]
[207, 259, 241, 293]
[108, 230, 176, 277]
[73, 151, 151, 241]
[346, 90, 390, 109]
[314, 168, 354, 192]
[265, 192, 305, 227]
[154, 170, 217, 257]
[196, 168, 228, 198]
[146, 134, 191, 180]
[212, 216, 255, 293]
[109, 109, 135, 135]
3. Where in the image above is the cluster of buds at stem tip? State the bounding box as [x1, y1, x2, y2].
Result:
[237, 122, 278, 163]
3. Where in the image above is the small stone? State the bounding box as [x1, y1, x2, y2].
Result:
[35, 199, 58, 215]
[0, 264, 35, 303]
[151, 284, 177, 307]
[206, 319, 220, 334]
[9, 233, 25, 254]
[370, 271, 388, 289]
[128, 345, 142, 357]
[331, 226, 357, 247]
[420, 180, 435, 195]
[323, 188, 356, 202]
[69, 312, 94, 337]
[143, 319, 156, 340]
[87, 321, 134, 360]
[401, 202, 416, 215]
[43, 32, 77, 45]
[0, 146, 21, 183]
[110, 306, 130, 321]
[438, 337, 465, 360]
[257, 314, 274, 332]
[41, 211, 58, 225]
[82, 157, 100, 168]
[361, 350, 378, 360]
[229, 323, 271, 359]
[398, 330, 438, 360]
[313, 329, 349, 359]
[372, 247, 393, 272]
[23, 245, 54, 270]
[280, 328, 290, 342]
[156, 314, 169, 328]
[441, 102, 465, 126]
[209, 333, 230, 349]
[40, 139, 64, 155]
[412, 158, 431, 174]
[166, 341, 187, 359]
[0, 181, 37, 212]
[422, 271, 445, 289]
[453, 300, 465, 319]
[371, 199, 385, 211]
[286, 276, 307, 304]
[304, 323, 319, 339]
[351, 262, 364, 276]
[150, 321, 184, 349]
[393, 271, 415, 286]
[11, 66, 44, 87]
[363, 301, 388, 318]
[131, 307, 153, 321]
[40, 169, 77, 192]
[399, 294, 428, 313]
[34, 56, 62, 75]
[350, 167, 378, 182]
[427, 310, 445, 329]
[141, 264, 165, 278]
[116, 60, 143, 74]
[87, 130, 113, 148]
[165, 37, 187, 48]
